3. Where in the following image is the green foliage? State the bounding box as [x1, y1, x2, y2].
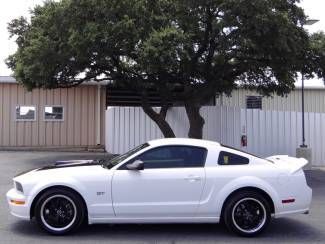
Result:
[307, 32, 325, 79]
[6, 0, 325, 99]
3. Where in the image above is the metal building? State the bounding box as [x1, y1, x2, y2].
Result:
[0, 76, 106, 149]
[1, 75, 325, 149]
[216, 86, 325, 113]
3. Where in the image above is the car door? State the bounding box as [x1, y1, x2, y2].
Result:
[112, 145, 207, 218]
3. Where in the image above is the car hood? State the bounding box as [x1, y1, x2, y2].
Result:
[13, 159, 111, 197]
[14, 159, 107, 179]
[37, 159, 104, 171]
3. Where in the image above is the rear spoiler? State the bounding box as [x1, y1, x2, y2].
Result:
[266, 155, 308, 174]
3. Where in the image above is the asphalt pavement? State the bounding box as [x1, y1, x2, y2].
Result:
[0, 151, 324, 243]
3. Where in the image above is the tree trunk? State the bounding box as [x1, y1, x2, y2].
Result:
[185, 102, 205, 139]
[141, 103, 176, 138]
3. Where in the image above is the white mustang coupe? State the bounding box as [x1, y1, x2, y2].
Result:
[7, 138, 312, 236]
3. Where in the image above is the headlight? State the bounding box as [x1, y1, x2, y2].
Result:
[14, 181, 24, 193]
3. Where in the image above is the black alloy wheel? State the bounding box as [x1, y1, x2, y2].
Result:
[34, 188, 86, 235]
[223, 190, 271, 237]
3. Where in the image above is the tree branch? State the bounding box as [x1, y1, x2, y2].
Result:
[190, 6, 213, 69]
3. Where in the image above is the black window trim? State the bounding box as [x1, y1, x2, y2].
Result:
[118, 145, 208, 170]
[217, 150, 250, 166]
[220, 144, 273, 163]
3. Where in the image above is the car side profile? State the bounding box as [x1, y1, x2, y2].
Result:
[6, 138, 312, 236]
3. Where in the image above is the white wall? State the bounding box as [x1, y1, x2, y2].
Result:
[242, 109, 325, 165]
[217, 89, 325, 113]
[105, 106, 325, 166]
[105, 106, 241, 154]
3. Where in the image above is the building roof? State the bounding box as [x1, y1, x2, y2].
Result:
[1, 75, 325, 90]
[0, 76, 110, 86]
[295, 85, 325, 90]
[0, 76, 16, 83]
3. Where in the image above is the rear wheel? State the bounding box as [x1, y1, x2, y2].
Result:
[223, 191, 271, 237]
[34, 188, 85, 235]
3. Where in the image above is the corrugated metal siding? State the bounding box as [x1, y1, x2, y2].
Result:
[105, 106, 241, 154]
[100, 87, 106, 145]
[0, 83, 105, 147]
[106, 106, 325, 166]
[216, 89, 325, 113]
[242, 109, 325, 166]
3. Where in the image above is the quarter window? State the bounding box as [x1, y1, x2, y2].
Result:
[44, 106, 64, 121]
[15, 106, 36, 121]
[218, 151, 249, 165]
[123, 146, 207, 169]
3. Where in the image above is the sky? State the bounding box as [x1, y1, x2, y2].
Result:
[0, 0, 325, 86]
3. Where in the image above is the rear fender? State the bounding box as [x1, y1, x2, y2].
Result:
[215, 176, 281, 215]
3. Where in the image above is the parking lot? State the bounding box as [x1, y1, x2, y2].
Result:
[0, 151, 324, 243]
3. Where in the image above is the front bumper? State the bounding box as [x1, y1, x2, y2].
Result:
[6, 188, 30, 220]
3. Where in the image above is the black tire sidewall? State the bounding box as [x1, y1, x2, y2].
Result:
[223, 191, 271, 237]
[34, 188, 85, 235]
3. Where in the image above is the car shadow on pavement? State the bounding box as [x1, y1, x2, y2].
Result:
[9, 217, 324, 242]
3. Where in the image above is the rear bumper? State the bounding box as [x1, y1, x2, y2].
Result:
[6, 188, 30, 220]
[274, 208, 310, 218]
[274, 185, 312, 218]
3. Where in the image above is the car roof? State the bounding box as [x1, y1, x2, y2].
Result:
[148, 138, 221, 148]
[147, 138, 267, 162]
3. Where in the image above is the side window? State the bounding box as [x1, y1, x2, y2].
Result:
[122, 146, 207, 169]
[218, 151, 249, 165]
[44, 106, 64, 121]
[15, 106, 36, 121]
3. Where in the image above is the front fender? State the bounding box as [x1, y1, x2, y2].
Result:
[26, 173, 113, 219]
[27, 177, 89, 217]
[29, 177, 88, 203]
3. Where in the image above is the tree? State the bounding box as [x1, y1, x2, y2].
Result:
[7, 0, 325, 138]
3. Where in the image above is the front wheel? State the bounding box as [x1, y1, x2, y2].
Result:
[34, 188, 86, 235]
[223, 191, 271, 237]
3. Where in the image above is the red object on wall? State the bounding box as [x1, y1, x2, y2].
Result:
[241, 135, 247, 147]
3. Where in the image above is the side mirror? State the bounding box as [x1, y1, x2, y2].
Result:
[126, 160, 144, 170]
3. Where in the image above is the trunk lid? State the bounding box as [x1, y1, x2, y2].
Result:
[266, 155, 308, 174]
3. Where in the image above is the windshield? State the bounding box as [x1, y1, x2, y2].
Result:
[104, 143, 149, 168]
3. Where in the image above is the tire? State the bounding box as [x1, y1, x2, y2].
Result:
[34, 188, 86, 235]
[223, 190, 271, 237]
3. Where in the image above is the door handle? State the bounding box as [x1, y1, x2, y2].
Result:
[184, 175, 201, 181]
